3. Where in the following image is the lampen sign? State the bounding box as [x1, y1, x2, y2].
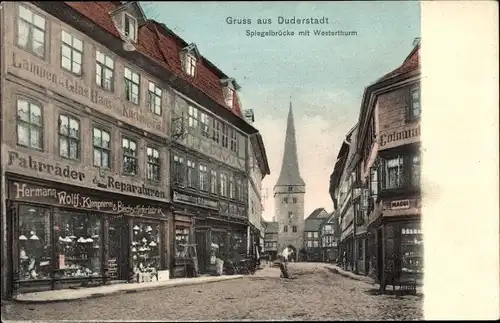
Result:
[9, 182, 166, 217]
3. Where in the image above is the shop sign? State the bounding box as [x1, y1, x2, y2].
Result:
[10, 182, 166, 216]
[10, 51, 165, 135]
[7, 151, 167, 200]
[390, 199, 410, 210]
[172, 190, 219, 209]
[379, 123, 420, 148]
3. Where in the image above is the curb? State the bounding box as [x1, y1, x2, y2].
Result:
[325, 265, 374, 284]
[13, 275, 244, 304]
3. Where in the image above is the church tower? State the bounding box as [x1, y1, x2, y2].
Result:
[274, 101, 306, 260]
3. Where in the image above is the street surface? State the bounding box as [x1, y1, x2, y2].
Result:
[2, 263, 423, 321]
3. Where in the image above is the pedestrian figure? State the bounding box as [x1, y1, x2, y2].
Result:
[279, 247, 290, 278]
[343, 251, 347, 270]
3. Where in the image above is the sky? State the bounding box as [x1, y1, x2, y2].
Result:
[142, 1, 421, 220]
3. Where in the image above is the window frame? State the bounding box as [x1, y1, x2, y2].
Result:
[283, 225, 288, 233]
[124, 67, 140, 105]
[58, 113, 80, 160]
[147, 81, 162, 116]
[225, 87, 234, 108]
[199, 164, 208, 191]
[60, 30, 83, 76]
[17, 5, 46, 58]
[187, 159, 197, 189]
[146, 146, 161, 182]
[221, 124, 229, 148]
[92, 126, 111, 169]
[292, 225, 297, 233]
[188, 105, 199, 130]
[407, 84, 421, 120]
[210, 169, 218, 195]
[200, 112, 211, 138]
[230, 129, 238, 152]
[173, 154, 186, 186]
[185, 53, 196, 76]
[379, 152, 421, 192]
[229, 176, 235, 199]
[212, 119, 220, 143]
[123, 13, 138, 42]
[122, 136, 138, 176]
[16, 97, 44, 151]
[95, 50, 115, 92]
[220, 172, 228, 197]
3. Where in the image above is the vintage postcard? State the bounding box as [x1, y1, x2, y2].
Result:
[0, 0, 498, 322]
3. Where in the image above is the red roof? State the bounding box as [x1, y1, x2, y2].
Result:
[65, 2, 243, 118]
[377, 45, 420, 82]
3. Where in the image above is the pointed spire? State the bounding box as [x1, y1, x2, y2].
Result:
[275, 101, 306, 187]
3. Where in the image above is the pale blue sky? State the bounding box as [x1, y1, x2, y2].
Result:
[141, 1, 421, 219]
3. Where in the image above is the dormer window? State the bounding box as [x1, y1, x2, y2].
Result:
[124, 13, 137, 42]
[221, 78, 240, 109]
[185, 54, 196, 76]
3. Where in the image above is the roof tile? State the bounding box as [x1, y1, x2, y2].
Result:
[65, 2, 243, 118]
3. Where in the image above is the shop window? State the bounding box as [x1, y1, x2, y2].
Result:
[221, 124, 229, 148]
[17, 98, 43, 150]
[147, 81, 162, 115]
[124, 67, 140, 105]
[131, 222, 161, 277]
[96, 50, 114, 91]
[229, 231, 246, 259]
[220, 172, 228, 197]
[199, 164, 208, 191]
[210, 169, 217, 194]
[175, 226, 190, 258]
[18, 205, 52, 281]
[93, 127, 111, 169]
[122, 137, 138, 175]
[187, 159, 197, 188]
[212, 119, 220, 143]
[173, 155, 185, 186]
[229, 176, 235, 199]
[188, 105, 199, 129]
[53, 211, 102, 278]
[211, 230, 227, 261]
[61, 30, 83, 75]
[17, 5, 46, 58]
[146, 146, 160, 182]
[58, 114, 80, 160]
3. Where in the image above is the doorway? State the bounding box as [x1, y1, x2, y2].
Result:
[108, 217, 130, 281]
[195, 230, 209, 273]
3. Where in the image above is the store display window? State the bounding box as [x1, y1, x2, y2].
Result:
[18, 205, 52, 281]
[131, 221, 161, 277]
[400, 224, 423, 275]
[175, 226, 189, 258]
[228, 230, 246, 260]
[53, 211, 102, 278]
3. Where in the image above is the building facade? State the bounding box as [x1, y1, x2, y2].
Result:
[246, 133, 270, 258]
[319, 211, 339, 263]
[356, 41, 421, 289]
[303, 208, 329, 262]
[274, 103, 305, 261]
[1, 1, 174, 298]
[263, 221, 278, 261]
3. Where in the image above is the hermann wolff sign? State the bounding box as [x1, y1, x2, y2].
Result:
[6, 150, 168, 201]
[9, 51, 165, 136]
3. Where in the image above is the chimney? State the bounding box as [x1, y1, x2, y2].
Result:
[413, 37, 421, 47]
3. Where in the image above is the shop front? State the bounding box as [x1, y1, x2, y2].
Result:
[170, 189, 219, 278]
[6, 177, 170, 296]
[367, 197, 423, 290]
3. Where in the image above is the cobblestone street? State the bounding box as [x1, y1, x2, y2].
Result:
[2, 263, 423, 321]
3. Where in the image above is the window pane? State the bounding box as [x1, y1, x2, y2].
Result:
[33, 14, 45, 30]
[17, 100, 30, 122]
[96, 51, 104, 64]
[69, 140, 78, 159]
[93, 148, 101, 166]
[101, 131, 110, 148]
[105, 56, 114, 69]
[59, 137, 68, 157]
[73, 51, 82, 65]
[30, 126, 42, 148]
[132, 72, 139, 84]
[18, 205, 52, 281]
[124, 68, 131, 80]
[73, 37, 83, 52]
[17, 123, 30, 146]
[32, 28, 44, 43]
[17, 21, 29, 48]
[102, 151, 109, 168]
[19, 6, 33, 22]
[54, 212, 102, 278]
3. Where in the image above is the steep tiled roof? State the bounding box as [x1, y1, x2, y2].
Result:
[264, 222, 279, 234]
[377, 45, 420, 83]
[304, 218, 324, 232]
[306, 208, 329, 220]
[64, 2, 243, 118]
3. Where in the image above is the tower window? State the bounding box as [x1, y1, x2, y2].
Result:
[293, 197, 297, 203]
[288, 186, 293, 192]
[283, 225, 288, 233]
[292, 226, 297, 233]
[283, 197, 288, 204]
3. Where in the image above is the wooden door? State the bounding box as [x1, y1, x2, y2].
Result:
[195, 230, 208, 273]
